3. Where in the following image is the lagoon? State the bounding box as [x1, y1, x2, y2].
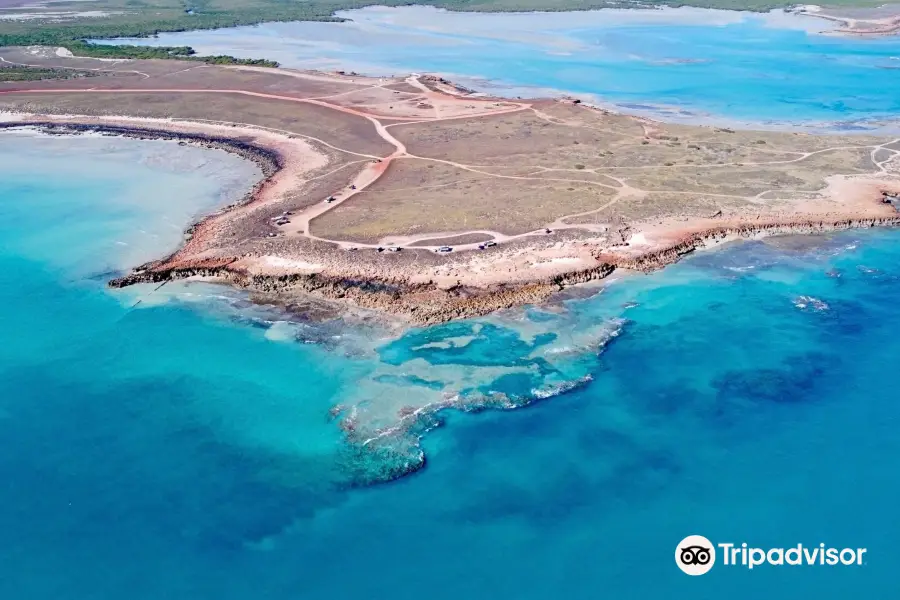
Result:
[100, 6, 900, 129]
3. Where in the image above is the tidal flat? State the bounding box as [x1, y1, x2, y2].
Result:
[98, 5, 900, 128]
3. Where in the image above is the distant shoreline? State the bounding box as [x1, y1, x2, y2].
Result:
[794, 6, 900, 38]
[77, 6, 900, 136]
[2, 2, 896, 69]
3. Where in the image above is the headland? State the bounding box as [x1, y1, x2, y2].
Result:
[3, 46, 900, 323]
[792, 4, 900, 36]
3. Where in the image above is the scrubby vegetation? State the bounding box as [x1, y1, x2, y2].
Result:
[0, 65, 98, 82]
[0, 32, 278, 66]
[0, 0, 327, 65]
[61, 41, 278, 66]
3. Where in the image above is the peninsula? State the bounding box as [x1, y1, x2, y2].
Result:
[3, 47, 900, 323]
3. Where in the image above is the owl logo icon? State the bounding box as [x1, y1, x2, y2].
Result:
[676, 535, 716, 575]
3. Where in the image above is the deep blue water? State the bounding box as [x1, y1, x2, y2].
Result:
[99, 6, 900, 128]
[3, 132, 900, 596]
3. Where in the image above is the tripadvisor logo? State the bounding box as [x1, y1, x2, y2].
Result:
[675, 535, 867, 576]
[676, 535, 716, 576]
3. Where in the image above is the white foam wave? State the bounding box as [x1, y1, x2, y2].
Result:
[531, 375, 593, 400]
[793, 295, 829, 311]
[264, 320, 300, 342]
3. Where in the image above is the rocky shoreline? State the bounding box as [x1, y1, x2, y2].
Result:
[108, 256, 582, 325]
[107, 214, 900, 325]
[6, 116, 899, 325]
[599, 216, 900, 272]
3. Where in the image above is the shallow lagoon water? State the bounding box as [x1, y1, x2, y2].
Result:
[3, 132, 900, 596]
[102, 6, 900, 129]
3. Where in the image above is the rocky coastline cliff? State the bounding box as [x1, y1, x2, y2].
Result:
[108, 215, 900, 325]
[7, 120, 900, 325]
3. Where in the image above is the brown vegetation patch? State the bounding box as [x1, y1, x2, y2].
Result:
[394, 110, 636, 165]
[381, 82, 423, 94]
[0, 91, 394, 156]
[567, 192, 759, 224]
[408, 233, 495, 247]
[310, 158, 618, 241]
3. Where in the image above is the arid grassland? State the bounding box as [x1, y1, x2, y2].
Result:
[2, 49, 899, 322]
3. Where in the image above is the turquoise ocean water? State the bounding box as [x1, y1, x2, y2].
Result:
[3, 132, 900, 596]
[101, 6, 900, 128]
[7, 8, 900, 595]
